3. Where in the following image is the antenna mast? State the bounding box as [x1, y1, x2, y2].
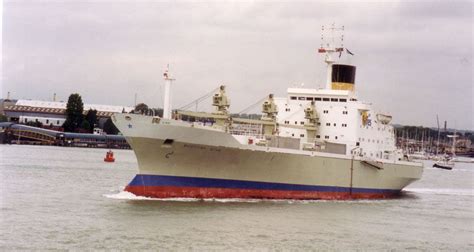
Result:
[318, 23, 344, 89]
[163, 64, 175, 119]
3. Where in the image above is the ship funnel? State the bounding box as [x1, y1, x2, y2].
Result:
[331, 64, 356, 91]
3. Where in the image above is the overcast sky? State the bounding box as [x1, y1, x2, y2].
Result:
[2, 0, 473, 129]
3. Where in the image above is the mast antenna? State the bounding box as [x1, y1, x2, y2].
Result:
[163, 64, 175, 119]
[318, 23, 345, 89]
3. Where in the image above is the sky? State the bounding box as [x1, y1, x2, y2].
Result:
[2, 0, 473, 130]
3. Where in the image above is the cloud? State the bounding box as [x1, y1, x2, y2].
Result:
[2, 1, 473, 129]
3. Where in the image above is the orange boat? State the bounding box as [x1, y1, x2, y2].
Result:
[104, 150, 115, 162]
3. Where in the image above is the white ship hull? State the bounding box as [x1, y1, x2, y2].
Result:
[113, 114, 423, 200]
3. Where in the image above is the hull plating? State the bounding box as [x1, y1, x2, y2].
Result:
[112, 114, 423, 200]
[125, 175, 401, 200]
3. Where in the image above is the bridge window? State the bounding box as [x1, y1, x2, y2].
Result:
[342, 111, 348, 115]
[306, 97, 314, 101]
[298, 97, 306, 100]
[331, 98, 338, 102]
[300, 121, 304, 125]
[323, 98, 330, 101]
[333, 123, 336, 126]
[325, 135, 329, 139]
[316, 135, 320, 138]
[290, 96, 297, 100]
[315, 97, 322, 101]
[335, 136, 338, 140]
[326, 123, 330, 126]
[300, 134, 305, 137]
[323, 110, 328, 114]
[339, 99, 347, 102]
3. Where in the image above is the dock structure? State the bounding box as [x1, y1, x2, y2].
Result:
[0, 123, 130, 149]
[2, 99, 133, 129]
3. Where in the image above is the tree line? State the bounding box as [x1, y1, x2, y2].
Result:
[394, 125, 474, 143]
[63, 93, 119, 134]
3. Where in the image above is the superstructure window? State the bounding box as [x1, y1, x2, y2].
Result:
[326, 123, 331, 126]
[342, 111, 348, 115]
[316, 135, 320, 138]
[300, 121, 304, 125]
[285, 108, 290, 112]
[306, 97, 314, 101]
[300, 134, 305, 137]
[290, 96, 297, 100]
[323, 98, 330, 101]
[331, 98, 338, 102]
[323, 110, 328, 114]
[298, 97, 306, 100]
[284, 121, 289, 124]
[333, 123, 336, 126]
[339, 99, 347, 102]
[315, 97, 322, 101]
[325, 136, 329, 139]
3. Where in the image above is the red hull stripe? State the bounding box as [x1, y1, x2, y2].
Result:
[125, 175, 400, 199]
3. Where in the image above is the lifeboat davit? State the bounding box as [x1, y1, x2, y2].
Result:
[104, 150, 115, 162]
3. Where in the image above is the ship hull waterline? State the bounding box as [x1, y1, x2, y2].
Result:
[113, 114, 423, 200]
[124, 174, 402, 200]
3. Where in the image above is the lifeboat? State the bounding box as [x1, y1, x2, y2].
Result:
[104, 150, 115, 162]
[376, 113, 392, 124]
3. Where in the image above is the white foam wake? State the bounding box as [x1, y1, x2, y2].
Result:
[103, 191, 391, 204]
[103, 191, 204, 201]
[404, 188, 474, 196]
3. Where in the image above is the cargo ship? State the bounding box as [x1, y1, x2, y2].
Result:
[112, 25, 423, 200]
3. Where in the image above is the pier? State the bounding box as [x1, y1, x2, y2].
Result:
[0, 122, 130, 149]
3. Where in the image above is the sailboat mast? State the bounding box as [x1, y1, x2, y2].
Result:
[436, 115, 440, 156]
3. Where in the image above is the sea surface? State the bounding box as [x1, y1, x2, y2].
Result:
[1, 145, 473, 250]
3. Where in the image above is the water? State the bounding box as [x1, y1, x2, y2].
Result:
[1, 145, 473, 250]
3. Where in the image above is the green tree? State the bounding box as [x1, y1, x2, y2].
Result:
[63, 93, 84, 132]
[134, 103, 148, 114]
[25, 121, 43, 128]
[85, 109, 98, 132]
[103, 118, 119, 135]
[80, 120, 91, 132]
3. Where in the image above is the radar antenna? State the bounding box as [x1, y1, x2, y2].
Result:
[318, 23, 344, 89]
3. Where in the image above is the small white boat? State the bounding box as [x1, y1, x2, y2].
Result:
[433, 157, 454, 170]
